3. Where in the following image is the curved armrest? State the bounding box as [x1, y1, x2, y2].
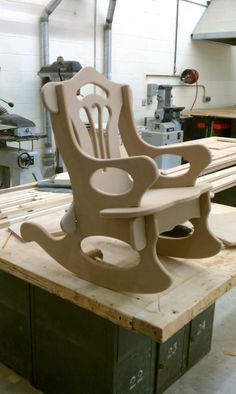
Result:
[88, 155, 159, 206]
[150, 143, 211, 187]
[118, 85, 211, 187]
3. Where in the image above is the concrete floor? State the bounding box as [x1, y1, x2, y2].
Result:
[0, 365, 40, 394]
[0, 286, 235, 394]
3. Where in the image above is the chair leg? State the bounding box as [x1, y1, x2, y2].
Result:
[21, 217, 172, 294]
[125, 215, 172, 293]
[156, 193, 222, 258]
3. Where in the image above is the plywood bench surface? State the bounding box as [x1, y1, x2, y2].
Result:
[0, 210, 235, 343]
[0, 179, 236, 343]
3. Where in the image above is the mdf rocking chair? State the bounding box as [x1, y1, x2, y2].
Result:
[21, 67, 221, 293]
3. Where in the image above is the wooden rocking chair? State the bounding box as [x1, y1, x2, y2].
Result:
[21, 67, 221, 293]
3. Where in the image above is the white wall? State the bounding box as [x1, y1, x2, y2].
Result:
[0, 0, 104, 153]
[111, 0, 236, 123]
[0, 0, 236, 142]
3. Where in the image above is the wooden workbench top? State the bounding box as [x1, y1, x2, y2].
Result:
[0, 204, 235, 343]
[182, 105, 236, 119]
[0, 169, 236, 344]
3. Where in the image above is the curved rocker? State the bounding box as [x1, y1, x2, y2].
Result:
[21, 219, 172, 294]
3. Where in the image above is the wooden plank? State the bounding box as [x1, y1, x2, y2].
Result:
[9, 210, 65, 240]
[208, 174, 236, 193]
[0, 194, 71, 217]
[209, 212, 236, 246]
[0, 184, 72, 229]
[0, 202, 71, 229]
[161, 157, 236, 180]
[197, 167, 236, 192]
[0, 189, 40, 204]
[197, 166, 236, 183]
[0, 182, 37, 195]
[208, 203, 236, 246]
[0, 192, 60, 212]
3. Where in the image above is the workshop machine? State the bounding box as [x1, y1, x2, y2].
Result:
[0, 99, 45, 188]
[142, 84, 184, 169]
[38, 58, 82, 82]
[38, 58, 82, 174]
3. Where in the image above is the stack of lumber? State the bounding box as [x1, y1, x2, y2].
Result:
[161, 137, 236, 192]
[0, 183, 72, 229]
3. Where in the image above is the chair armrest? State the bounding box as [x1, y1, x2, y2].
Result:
[150, 143, 211, 187]
[88, 155, 159, 206]
[118, 85, 211, 187]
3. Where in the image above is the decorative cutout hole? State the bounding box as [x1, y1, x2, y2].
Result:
[102, 106, 110, 130]
[77, 84, 108, 101]
[81, 236, 140, 269]
[160, 223, 193, 238]
[79, 107, 89, 123]
[153, 154, 183, 171]
[90, 167, 133, 195]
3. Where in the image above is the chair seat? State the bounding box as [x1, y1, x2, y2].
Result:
[100, 183, 211, 218]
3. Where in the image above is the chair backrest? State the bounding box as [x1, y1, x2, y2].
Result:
[42, 67, 133, 197]
[64, 69, 123, 159]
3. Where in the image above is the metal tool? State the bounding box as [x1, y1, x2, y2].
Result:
[0, 101, 45, 188]
[142, 84, 184, 169]
[38, 58, 82, 82]
[38, 57, 82, 173]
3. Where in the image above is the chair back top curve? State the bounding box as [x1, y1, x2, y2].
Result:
[42, 67, 136, 198]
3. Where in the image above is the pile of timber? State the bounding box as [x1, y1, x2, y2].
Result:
[0, 183, 72, 229]
[161, 137, 236, 192]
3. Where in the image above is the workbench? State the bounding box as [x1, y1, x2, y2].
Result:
[182, 106, 236, 120]
[182, 106, 236, 142]
[0, 182, 236, 394]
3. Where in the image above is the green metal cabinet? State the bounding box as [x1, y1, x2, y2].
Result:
[0, 271, 32, 379]
[155, 304, 215, 393]
[155, 325, 189, 394]
[30, 286, 155, 394]
[0, 270, 216, 394]
[187, 304, 215, 369]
